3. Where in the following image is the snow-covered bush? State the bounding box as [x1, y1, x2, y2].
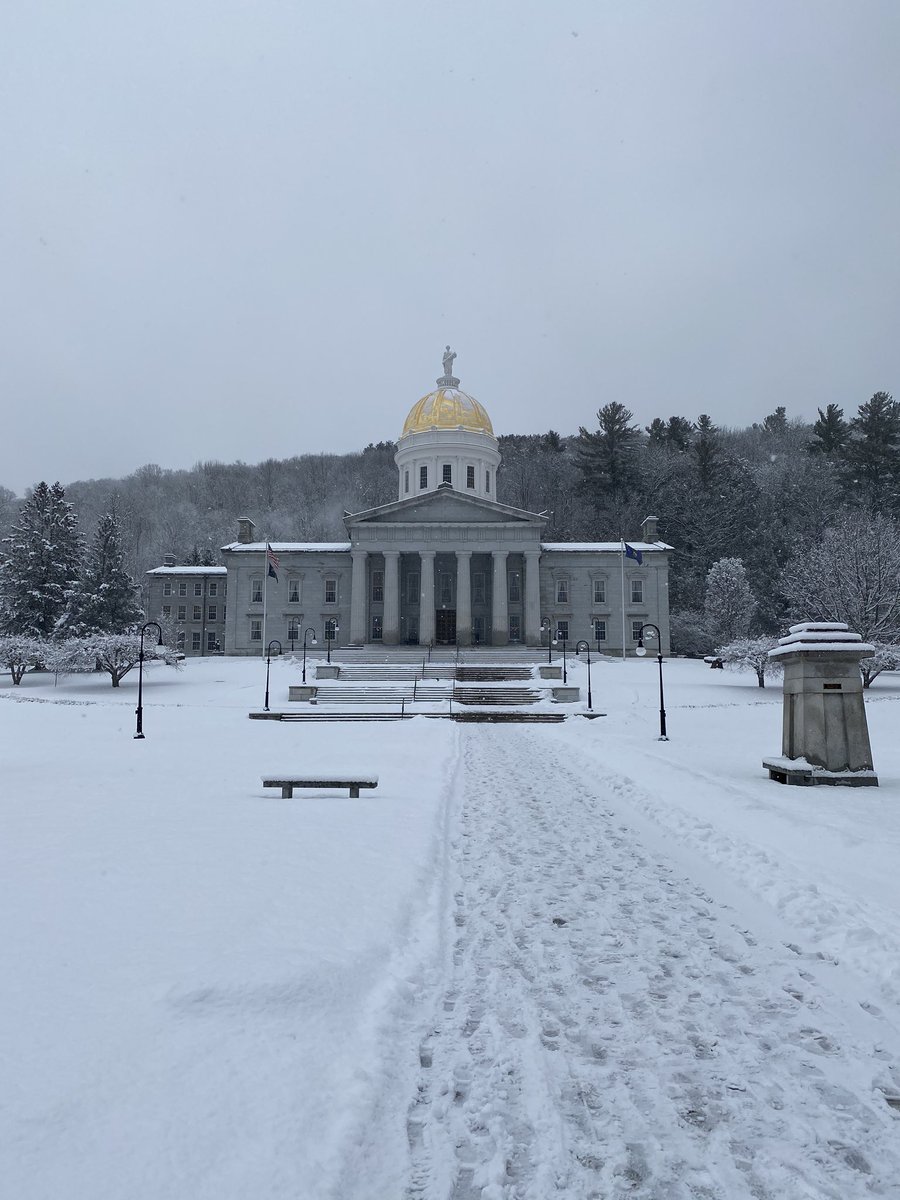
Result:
[715, 636, 783, 688]
[83, 632, 161, 688]
[39, 638, 93, 683]
[0, 635, 42, 684]
[860, 644, 900, 690]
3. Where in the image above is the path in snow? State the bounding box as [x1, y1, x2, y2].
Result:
[397, 727, 900, 1200]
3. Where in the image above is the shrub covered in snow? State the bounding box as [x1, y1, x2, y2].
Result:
[715, 636, 783, 688]
[0, 635, 43, 684]
[860, 644, 900, 689]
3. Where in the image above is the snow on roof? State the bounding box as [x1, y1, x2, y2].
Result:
[220, 542, 352, 553]
[540, 542, 673, 553]
[769, 623, 874, 657]
[146, 565, 227, 575]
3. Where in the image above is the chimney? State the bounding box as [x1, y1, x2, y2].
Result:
[237, 517, 256, 545]
[163, 553, 176, 568]
[641, 515, 659, 543]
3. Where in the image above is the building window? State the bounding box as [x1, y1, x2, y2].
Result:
[593, 579, 606, 604]
[207, 632, 218, 651]
[556, 579, 569, 604]
[404, 469, 410, 494]
[324, 617, 338, 642]
[439, 573, 452, 605]
[556, 620, 569, 642]
[324, 577, 337, 604]
[178, 581, 187, 597]
[372, 570, 384, 603]
[251, 578, 263, 604]
[176, 631, 185, 650]
[162, 605, 171, 619]
[194, 582, 203, 597]
[508, 572, 521, 603]
[593, 618, 607, 642]
[287, 619, 299, 643]
[473, 573, 485, 604]
[250, 619, 262, 642]
[163, 580, 172, 596]
[420, 465, 428, 489]
[209, 582, 218, 597]
[407, 572, 419, 603]
[466, 465, 475, 489]
[485, 470, 491, 493]
[193, 605, 202, 621]
[288, 579, 300, 603]
[631, 620, 644, 642]
[631, 579, 644, 604]
[509, 615, 521, 642]
[371, 615, 383, 640]
[177, 605, 186, 621]
[192, 632, 201, 652]
[442, 463, 452, 484]
[208, 605, 217, 621]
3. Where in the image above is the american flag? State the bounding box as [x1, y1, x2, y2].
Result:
[266, 543, 280, 581]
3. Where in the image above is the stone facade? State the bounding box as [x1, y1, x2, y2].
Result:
[145, 560, 227, 656]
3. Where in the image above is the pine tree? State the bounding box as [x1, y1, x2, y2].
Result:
[844, 391, 900, 509]
[67, 507, 142, 635]
[0, 482, 83, 637]
[575, 402, 641, 504]
[808, 403, 849, 458]
[704, 557, 757, 646]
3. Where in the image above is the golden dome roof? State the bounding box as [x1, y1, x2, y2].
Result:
[401, 386, 494, 438]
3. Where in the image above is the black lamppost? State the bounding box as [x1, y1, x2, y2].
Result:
[635, 622, 668, 740]
[302, 627, 317, 684]
[560, 637, 568, 683]
[541, 617, 553, 664]
[264, 639, 282, 712]
[326, 622, 339, 664]
[575, 640, 592, 710]
[134, 621, 163, 739]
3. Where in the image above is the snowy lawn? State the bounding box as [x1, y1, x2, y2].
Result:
[2, 655, 900, 1198]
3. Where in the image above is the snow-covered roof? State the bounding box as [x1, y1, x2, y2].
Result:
[540, 541, 673, 553]
[146, 566, 227, 575]
[220, 542, 352, 553]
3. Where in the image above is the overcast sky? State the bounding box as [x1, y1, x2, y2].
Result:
[2, 0, 899, 496]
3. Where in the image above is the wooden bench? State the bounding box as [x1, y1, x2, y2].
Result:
[261, 775, 379, 799]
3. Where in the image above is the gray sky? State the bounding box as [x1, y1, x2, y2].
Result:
[2, 0, 899, 496]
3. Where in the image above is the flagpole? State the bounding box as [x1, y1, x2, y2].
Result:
[620, 537, 627, 661]
[262, 542, 268, 659]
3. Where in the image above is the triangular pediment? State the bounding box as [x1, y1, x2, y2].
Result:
[346, 488, 546, 529]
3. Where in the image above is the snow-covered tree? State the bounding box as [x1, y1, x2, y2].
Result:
[715, 636, 782, 687]
[782, 510, 900, 642]
[859, 644, 900, 690]
[704, 557, 756, 646]
[39, 637, 89, 684]
[0, 482, 83, 638]
[0, 634, 42, 684]
[83, 632, 159, 687]
[66, 507, 142, 635]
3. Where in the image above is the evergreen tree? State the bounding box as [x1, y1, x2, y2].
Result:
[844, 391, 900, 509]
[0, 482, 83, 637]
[808, 403, 849, 458]
[575, 402, 641, 505]
[67, 507, 142, 635]
[704, 557, 756, 646]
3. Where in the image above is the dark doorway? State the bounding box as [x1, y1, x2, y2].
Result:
[435, 609, 457, 644]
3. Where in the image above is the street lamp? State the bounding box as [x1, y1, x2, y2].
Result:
[134, 620, 163, 739]
[635, 622, 668, 740]
[575, 640, 592, 710]
[560, 636, 568, 683]
[264, 639, 282, 712]
[326, 622, 339, 664]
[302, 627, 317, 684]
[541, 617, 553, 664]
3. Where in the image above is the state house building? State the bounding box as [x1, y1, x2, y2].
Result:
[148, 352, 672, 655]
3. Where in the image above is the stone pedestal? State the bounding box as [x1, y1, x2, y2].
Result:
[763, 622, 878, 787]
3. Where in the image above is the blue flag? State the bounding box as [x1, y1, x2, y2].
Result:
[624, 542, 643, 565]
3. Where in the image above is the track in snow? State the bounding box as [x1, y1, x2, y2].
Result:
[401, 726, 900, 1199]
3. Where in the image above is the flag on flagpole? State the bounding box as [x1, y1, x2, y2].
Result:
[624, 542, 643, 565]
[266, 543, 280, 582]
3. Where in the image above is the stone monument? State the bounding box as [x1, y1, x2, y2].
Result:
[763, 621, 878, 787]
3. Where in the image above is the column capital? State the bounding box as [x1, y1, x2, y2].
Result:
[419, 549, 436, 560]
[455, 549, 473, 560]
[491, 548, 509, 560]
[382, 549, 400, 560]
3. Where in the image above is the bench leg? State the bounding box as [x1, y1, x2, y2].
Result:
[281, 785, 293, 798]
[349, 785, 360, 798]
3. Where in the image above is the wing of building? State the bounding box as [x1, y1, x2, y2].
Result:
[149, 353, 673, 655]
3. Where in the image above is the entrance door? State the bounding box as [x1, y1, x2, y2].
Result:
[435, 609, 457, 644]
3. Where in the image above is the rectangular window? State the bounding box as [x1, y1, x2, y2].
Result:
[324, 618, 338, 642]
[372, 570, 384, 603]
[177, 605, 186, 621]
[208, 582, 218, 597]
[178, 581, 187, 597]
[631, 579, 644, 604]
[593, 579, 606, 604]
[420, 465, 428, 489]
[208, 605, 217, 621]
[473, 573, 485, 604]
[194, 582, 203, 597]
[250, 618, 262, 642]
[288, 578, 301, 603]
[509, 615, 521, 642]
[556, 579, 569, 604]
[162, 605, 171, 619]
[324, 578, 337, 604]
[508, 573, 521, 603]
[556, 620, 569, 642]
[251, 578, 262, 604]
[406, 571, 419, 603]
[163, 580, 172, 596]
[192, 632, 201, 652]
[593, 618, 607, 642]
[404, 469, 410, 494]
[485, 470, 491, 493]
[207, 631, 218, 651]
[466, 464, 475, 489]
[439, 573, 452, 605]
[287, 619, 299, 643]
[631, 620, 644, 642]
[193, 605, 202, 621]
[442, 463, 452, 484]
[371, 615, 383, 640]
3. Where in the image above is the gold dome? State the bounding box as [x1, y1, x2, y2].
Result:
[401, 387, 494, 438]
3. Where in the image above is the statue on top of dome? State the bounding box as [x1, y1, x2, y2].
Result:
[442, 345, 457, 377]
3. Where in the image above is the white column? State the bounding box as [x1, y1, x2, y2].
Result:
[419, 551, 436, 645]
[491, 550, 509, 646]
[350, 550, 367, 644]
[524, 550, 542, 645]
[383, 551, 400, 645]
[456, 551, 472, 646]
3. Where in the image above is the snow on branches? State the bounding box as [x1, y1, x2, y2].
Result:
[715, 636, 783, 688]
[0, 635, 42, 684]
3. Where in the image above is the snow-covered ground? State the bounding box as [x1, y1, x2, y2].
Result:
[2, 655, 900, 1198]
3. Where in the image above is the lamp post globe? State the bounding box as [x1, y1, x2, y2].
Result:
[134, 621, 164, 739]
[264, 639, 282, 712]
[575, 640, 592, 711]
[636, 622, 668, 740]
[302, 627, 318, 684]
